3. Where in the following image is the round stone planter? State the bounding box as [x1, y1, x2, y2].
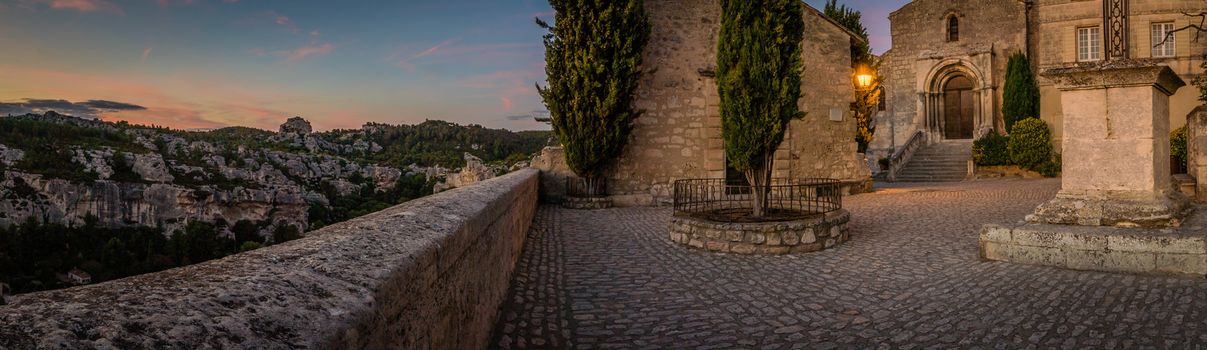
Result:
[669, 209, 851, 255]
[562, 196, 613, 210]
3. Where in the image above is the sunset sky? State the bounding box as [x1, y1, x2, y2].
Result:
[0, 0, 907, 131]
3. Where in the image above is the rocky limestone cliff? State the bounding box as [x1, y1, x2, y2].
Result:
[434, 153, 499, 192]
[0, 113, 411, 236]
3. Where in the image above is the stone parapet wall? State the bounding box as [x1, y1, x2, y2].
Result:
[0, 169, 540, 349]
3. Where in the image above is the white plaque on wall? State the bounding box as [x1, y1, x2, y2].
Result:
[829, 108, 843, 122]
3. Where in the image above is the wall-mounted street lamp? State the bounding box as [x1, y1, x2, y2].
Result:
[854, 64, 875, 91]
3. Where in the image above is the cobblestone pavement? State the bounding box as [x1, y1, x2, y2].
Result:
[492, 179, 1207, 349]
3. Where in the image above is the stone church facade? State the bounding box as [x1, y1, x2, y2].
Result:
[535, 0, 874, 206]
[873, 0, 1206, 160]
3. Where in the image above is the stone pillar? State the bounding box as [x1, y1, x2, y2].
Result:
[1188, 106, 1207, 201]
[1029, 61, 1190, 227]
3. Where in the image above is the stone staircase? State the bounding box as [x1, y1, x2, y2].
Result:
[894, 140, 973, 182]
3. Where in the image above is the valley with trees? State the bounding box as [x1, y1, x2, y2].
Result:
[0, 112, 549, 295]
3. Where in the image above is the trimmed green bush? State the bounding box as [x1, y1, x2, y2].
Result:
[972, 133, 1012, 166]
[1172, 125, 1188, 170]
[1008, 118, 1053, 170]
[1036, 152, 1062, 178]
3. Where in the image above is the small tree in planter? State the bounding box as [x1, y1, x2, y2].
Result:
[537, 0, 650, 198]
[717, 0, 805, 218]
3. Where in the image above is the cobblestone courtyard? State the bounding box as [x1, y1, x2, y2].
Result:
[492, 179, 1207, 349]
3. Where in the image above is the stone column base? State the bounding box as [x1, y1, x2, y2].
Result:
[980, 219, 1207, 278]
[1026, 192, 1192, 228]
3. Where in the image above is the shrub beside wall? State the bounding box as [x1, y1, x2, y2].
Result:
[1008, 118, 1053, 170]
[973, 117, 1060, 177]
[972, 133, 1011, 166]
[1172, 126, 1188, 172]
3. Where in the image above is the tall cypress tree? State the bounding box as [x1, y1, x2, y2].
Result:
[537, 0, 651, 195]
[823, 0, 871, 66]
[1002, 52, 1040, 133]
[717, 0, 805, 218]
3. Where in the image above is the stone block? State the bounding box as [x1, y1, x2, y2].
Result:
[706, 241, 730, 252]
[1063, 249, 1107, 271]
[766, 232, 782, 246]
[1003, 244, 1065, 267]
[1106, 234, 1207, 254]
[782, 232, 801, 245]
[980, 241, 1006, 261]
[725, 230, 744, 242]
[801, 228, 817, 244]
[1153, 254, 1207, 277]
[731, 244, 757, 254]
[1101, 251, 1157, 273]
[1011, 227, 1108, 251]
[979, 225, 1012, 243]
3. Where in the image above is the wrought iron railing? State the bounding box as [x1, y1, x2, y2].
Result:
[672, 178, 842, 223]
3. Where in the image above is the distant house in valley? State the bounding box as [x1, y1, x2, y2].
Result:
[66, 268, 92, 285]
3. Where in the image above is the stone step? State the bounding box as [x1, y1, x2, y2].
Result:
[891, 141, 973, 182]
[894, 177, 967, 182]
[905, 159, 969, 165]
[898, 172, 969, 178]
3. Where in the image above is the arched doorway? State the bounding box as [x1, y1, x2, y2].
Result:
[942, 75, 975, 139]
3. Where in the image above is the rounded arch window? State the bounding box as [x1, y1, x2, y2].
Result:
[947, 16, 959, 42]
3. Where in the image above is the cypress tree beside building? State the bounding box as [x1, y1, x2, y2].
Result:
[537, 0, 651, 196]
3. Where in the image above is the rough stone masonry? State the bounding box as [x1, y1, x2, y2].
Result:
[0, 169, 539, 349]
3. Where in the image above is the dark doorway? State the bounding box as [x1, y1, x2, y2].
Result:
[943, 75, 975, 139]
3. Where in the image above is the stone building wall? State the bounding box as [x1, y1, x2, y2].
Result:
[604, 0, 870, 206]
[877, 0, 1206, 159]
[0, 169, 540, 349]
[1034, 0, 1207, 146]
[873, 0, 1027, 158]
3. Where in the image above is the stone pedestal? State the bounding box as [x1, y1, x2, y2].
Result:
[980, 61, 1207, 278]
[1028, 61, 1190, 228]
[1187, 106, 1207, 202]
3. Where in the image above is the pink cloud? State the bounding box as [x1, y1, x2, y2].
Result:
[141, 47, 152, 61]
[0, 65, 308, 131]
[30, 0, 122, 14]
[154, 0, 196, 6]
[265, 11, 301, 34]
[500, 97, 514, 111]
[386, 40, 539, 71]
[280, 43, 334, 63]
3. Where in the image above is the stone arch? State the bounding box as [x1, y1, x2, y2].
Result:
[920, 59, 995, 141]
